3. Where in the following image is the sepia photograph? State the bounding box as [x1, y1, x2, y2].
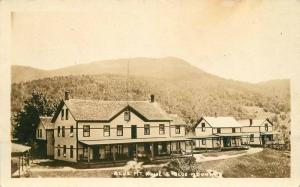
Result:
[1, 0, 300, 186]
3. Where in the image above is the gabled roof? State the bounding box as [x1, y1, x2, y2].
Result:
[39, 116, 54, 129]
[169, 114, 186, 125]
[238, 119, 273, 127]
[53, 99, 171, 122]
[196, 116, 241, 128]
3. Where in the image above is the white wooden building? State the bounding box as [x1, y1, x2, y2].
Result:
[50, 92, 191, 163]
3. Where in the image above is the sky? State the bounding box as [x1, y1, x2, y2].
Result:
[10, 0, 300, 83]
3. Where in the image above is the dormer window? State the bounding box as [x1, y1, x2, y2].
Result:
[124, 110, 130, 121]
[265, 124, 268, 131]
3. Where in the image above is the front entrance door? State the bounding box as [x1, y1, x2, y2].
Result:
[128, 144, 136, 158]
[131, 125, 137, 139]
[223, 137, 231, 147]
[93, 146, 100, 160]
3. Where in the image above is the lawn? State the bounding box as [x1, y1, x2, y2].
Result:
[196, 148, 290, 178]
[26, 169, 118, 178]
[201, 150, 247, 157]
[25, 148, 290, 178]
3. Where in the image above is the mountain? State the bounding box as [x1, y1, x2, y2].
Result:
[11, 57, 290, 130]
[11, 57, 213, 83]
[11, 65, 50, 83]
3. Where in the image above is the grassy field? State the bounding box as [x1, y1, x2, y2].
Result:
[197, 148, 290, 178]
[26, 148, 290, 178]
[201, 150, 247, 157]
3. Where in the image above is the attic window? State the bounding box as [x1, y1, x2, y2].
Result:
[124, 110, 130, 121]
[201, 123, 205, 132]
[265, 124, 268, 131]
[66, 109, 69, 120]
[217, 128, 221, 133]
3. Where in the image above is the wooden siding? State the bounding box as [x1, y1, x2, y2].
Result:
[77, 110, 171, 141]
[54, 104, 77, 162]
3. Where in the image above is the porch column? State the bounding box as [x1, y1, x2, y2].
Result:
[18, 156, 21, 177]
[151, 143, 154, 161]
[87, 146, 90, 166]
[170, 142, 173, 155]
[135, 143, 138, 159]
[113, 145, 116, 161]
[21, 155, 24, 171]
[191, 140, 194, 156]
[184, 141, 187, 155]
[169, 142, 172, 155]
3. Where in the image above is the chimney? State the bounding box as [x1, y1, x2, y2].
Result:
[65, 91, 69, 100]
[150, 94, 155, 102]
[249, 119, 253, 126]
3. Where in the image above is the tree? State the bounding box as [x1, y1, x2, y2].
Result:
[13, 90, 58, 145]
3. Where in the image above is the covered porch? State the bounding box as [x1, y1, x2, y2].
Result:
[78, 137, 193, 164]
[215, 133, 250, 149]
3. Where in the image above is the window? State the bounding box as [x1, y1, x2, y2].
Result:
[124, 110, 130, 121]
[70, 145, 73, 158]
[63, 145, 66, 156]
[83, 125, 90, 137]
[202, 139, 206, 145]
[159, 124, 165, 135]
[57, 126, 61, 137]
[61, 109, 64, 120]
[217, 128, 221, 133]
[70, 126, 74, 137]
[232, 128, 236, 133]
[40, 129, 42, 137]
[62, 126, 65, 137]
[265, 124, 268, 131]
[57, 145, 60, 156]
[250, 134, 254, 142]
[201, 123, 205, 132]
[144, 124, 150, 135]
[117, 125, 123, 136]
[104, 125, 110, 137]
[175, 125, 180, 134]
[66, 109, 69, 120]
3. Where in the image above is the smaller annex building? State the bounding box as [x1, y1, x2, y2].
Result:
[190, 116, 250, 150]
[36, 117, 54, 157]
[239, 119, 275, 146]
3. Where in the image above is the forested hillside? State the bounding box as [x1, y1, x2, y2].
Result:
[11, 57, 290, 132]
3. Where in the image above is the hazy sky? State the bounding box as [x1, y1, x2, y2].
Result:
[11, 0, 300, 83]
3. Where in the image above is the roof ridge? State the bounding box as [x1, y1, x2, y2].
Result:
[68, 99, 153, 103]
